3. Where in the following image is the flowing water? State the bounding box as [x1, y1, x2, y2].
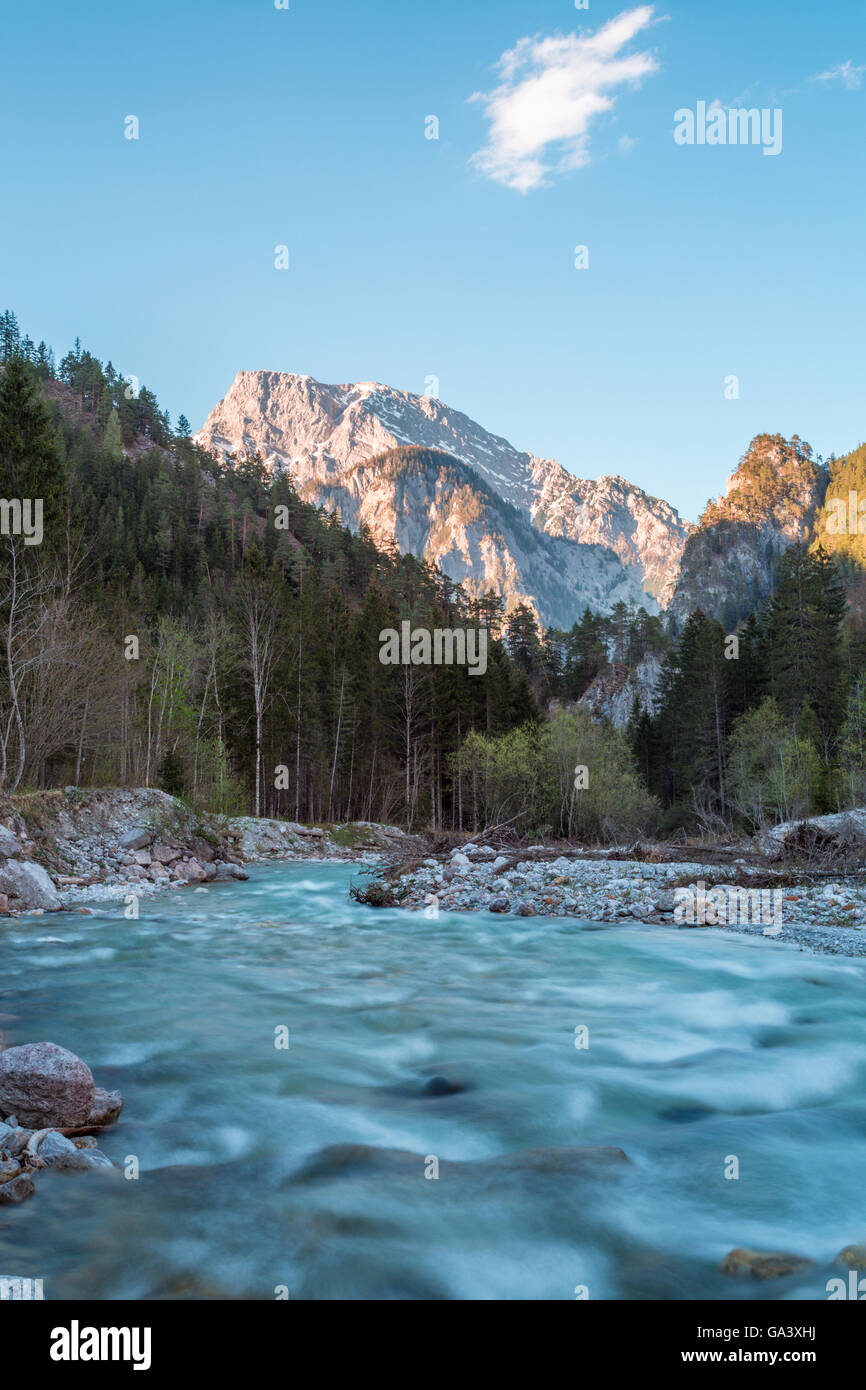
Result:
[1, 861, 863, 1301]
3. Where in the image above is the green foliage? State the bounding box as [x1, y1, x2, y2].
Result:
[831, 677, 866, 810]
[451, 708, 658, 842]
[763, 543, 846, 749]
[726, 698, 822, 828]
[649, 541, 851, 832]
[0, 351, 68, 547]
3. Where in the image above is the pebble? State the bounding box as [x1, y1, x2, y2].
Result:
[389, 854, 866, 957]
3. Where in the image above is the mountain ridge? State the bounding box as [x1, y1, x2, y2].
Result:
[195, 369, 692, 623]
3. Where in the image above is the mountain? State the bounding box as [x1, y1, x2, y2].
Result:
[195, 371, 691, 625]
[666, 434, 828, 631]
[306, 445, 644, 629]
[528, 464, 689, 607]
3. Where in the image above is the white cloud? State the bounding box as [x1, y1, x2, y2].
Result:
[469, 6, 660, 193]
[618, 133, 639, 155]
[811, 60, 866, 90]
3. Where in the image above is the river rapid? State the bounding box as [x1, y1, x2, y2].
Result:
[1, 861, 863, 1300]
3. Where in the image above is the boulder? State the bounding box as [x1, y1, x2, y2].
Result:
[174, 859, 207, 884]
[0, 894, 8, 915]
[0, 826, 23, 859]
[0, 861, 60, 912]
[132, 849, 152, 866]
[423, 1075, 466, 1097]
[119, 828, 152, 851]
[34, 1130, 79, 1166]
[35, 1128, 114, 1173]
[0, 1159, 21, 1184]
[87, 1086, 123, 1126]
[0, 1173, 34, 1205]
[488, 896, 510, 913]
[151, 844, 181, 865]
[212, 862, 248, 881]
[719, 1247, 814, 1280]
[0, 1042, 95, 1128]
[50, 1145, 114, 1173]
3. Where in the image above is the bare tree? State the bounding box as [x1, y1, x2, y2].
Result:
[237, 576, 283, 818]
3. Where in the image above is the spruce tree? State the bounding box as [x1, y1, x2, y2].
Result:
[765, 543, 846, 752]
[0, 351, 68, 548]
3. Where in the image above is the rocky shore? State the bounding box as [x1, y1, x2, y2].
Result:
[382, 843, 866, 957]
[0, 787, 416, 915]
[0, 1042, 122, 1208]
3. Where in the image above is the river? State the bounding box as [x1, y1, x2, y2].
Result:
[1, 861, 863, 1300]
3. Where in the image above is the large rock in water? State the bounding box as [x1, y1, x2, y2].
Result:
[0, 860, 61, 911]
[0, 1043, 95, 1127]
[719, 1247, 814, 1280]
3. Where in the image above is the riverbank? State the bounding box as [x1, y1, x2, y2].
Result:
[377, 844, 866, 957]
[4, 789, 866, 957]
[0, 787, 420, 914]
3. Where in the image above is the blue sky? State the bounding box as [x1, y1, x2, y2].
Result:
[3, 0, 864, 520]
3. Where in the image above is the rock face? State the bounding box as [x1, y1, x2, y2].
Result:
[667, 435, 827, 630]
[0, 1042, 95, 1128]
[528, 466, 690, 607]
[195, 372, 691, 624]
[577, 652, 665, 729]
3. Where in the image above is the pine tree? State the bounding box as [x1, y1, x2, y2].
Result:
[653, 610, 731, 819]
[0, 352, 68, 548]
[764, 543, 846, 753]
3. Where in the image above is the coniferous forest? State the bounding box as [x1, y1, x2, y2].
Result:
[1, 308, 865, 841]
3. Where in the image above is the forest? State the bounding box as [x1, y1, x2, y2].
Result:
[2, 307, 865, 841]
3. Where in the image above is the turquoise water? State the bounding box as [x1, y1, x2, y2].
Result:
[1, 861, 863, 1300]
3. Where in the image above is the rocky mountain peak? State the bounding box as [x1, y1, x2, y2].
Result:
[195, 370, 691, 623]
[666, 434, 829, 630]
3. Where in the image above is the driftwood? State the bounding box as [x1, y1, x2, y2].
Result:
[55, 1124, 111, 1137]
